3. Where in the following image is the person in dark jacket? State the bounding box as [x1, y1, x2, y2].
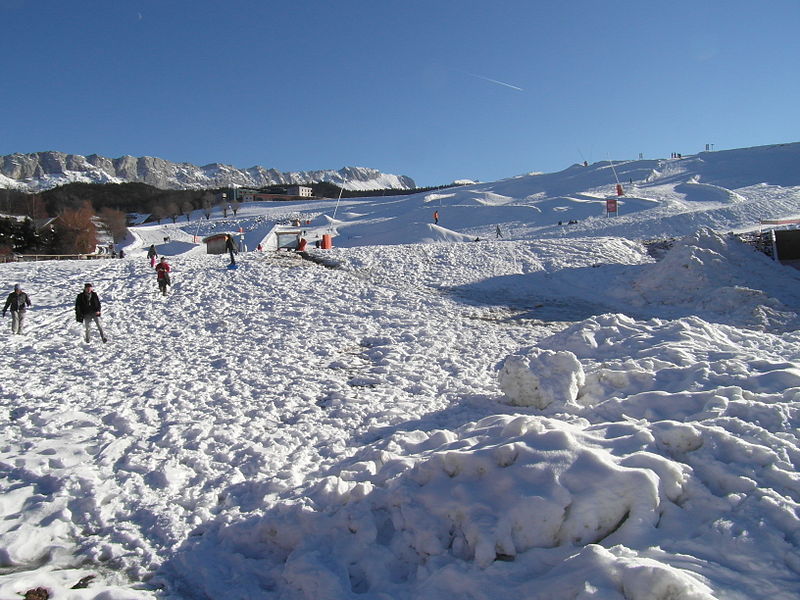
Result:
[147, 244, 158, 268]
[225, 235, 237, 266]
[3, 284, 32, 335]
[75, 283, 107, 343]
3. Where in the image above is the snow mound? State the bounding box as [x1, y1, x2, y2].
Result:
[498, 348, 586, 409]
[468, 192, 515, 206]
[423, 193, 456, 203]
[180, 414, 701, 599]
[533, 545, 716, 600]
[611, 228, 800, 330]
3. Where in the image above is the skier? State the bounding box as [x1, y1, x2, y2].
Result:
[147, 244, 158, 268]
[155, 257, 171, 296]
[75, 283, 108, 343]
[433, 210, 439, 224]
[496, 225, 503, 238]
[2, 284, 32, 335]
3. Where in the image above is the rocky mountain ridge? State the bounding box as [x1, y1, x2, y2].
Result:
[0, 151, 416, 192]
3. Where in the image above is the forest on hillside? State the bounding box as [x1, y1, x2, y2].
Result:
[0, 183, 209, 257]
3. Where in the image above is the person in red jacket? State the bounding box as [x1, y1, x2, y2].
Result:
[155, 257, 171, 296]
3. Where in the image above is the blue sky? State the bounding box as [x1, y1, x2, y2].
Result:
[1, 0, 798, 187]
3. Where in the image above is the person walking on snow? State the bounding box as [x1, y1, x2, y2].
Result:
[433, 210, 439, 224]
[2, 284, 31, 335]
[75, 283, 107, 343]
[155, 257, 171, 296]
[147, 244, 158, 268]
[225, 235, 237, 266]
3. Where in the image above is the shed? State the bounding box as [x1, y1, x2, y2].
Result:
[774, 229, 800, 261]
[203, 233, 235, 255]
[266, 227, 303, 251]
[760, 218, 800, 261]
[257, 224, 325, 251]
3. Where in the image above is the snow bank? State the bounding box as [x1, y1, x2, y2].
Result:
[612, 229, 800, 326]
[172, 414, 706, 599]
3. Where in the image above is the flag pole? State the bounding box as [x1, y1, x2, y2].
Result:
[332, 171, 347, 219]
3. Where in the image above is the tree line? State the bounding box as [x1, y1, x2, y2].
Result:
[0, 180, 462, 257]
[0, 183, 227, 257]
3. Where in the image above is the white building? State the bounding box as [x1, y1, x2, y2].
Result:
[287, 185, 313, 197]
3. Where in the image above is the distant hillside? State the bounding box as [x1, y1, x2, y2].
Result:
[0, 151, 416, 192]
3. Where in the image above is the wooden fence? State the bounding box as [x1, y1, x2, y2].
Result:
[1, 254, 114, 263]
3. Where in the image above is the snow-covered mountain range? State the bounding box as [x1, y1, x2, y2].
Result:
[0, 151, 416, 192]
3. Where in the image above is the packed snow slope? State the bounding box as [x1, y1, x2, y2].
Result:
[127, 142, 800, 251]
[2, 142, 800, 600]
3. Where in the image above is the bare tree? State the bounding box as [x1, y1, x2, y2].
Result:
[99, 207, 128, 242]
[149, 200, 166, 224]
[181, 199, 194, 222]
[29, 194, 48, 220]
[201, 193, 213, 220]
[164, 201, 180, 224]
[54, 202, 97, 254]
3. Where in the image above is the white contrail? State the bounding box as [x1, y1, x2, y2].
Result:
[465, 71, 524, 92]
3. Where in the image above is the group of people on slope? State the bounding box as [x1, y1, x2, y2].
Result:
[3, 281, 107, 343]
[4, 245, 174, 342]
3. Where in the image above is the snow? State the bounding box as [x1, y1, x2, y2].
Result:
[2, 142, 800, 599]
